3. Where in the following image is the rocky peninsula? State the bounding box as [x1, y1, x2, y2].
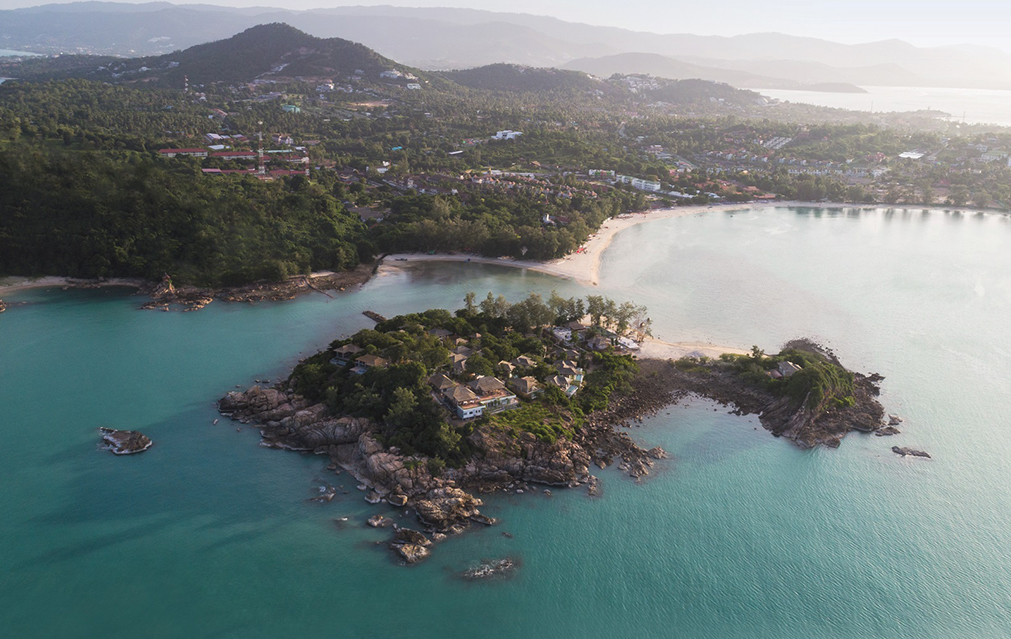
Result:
[139, 265, 375, 311]
[630, 340, 893, 449]
[218, 296, 893, 564]
[0, 264, 375, 312]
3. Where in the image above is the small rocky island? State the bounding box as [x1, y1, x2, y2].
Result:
[99, 427, 153, 455]
[219, 294, 893, 563]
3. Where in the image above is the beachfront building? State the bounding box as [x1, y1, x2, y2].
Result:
[450, 353, 468, 375]
[468, 377, 519, 413]
[551, 327, 574, 343]
[778, 361, 802, 378]
[497, 360, 516, 377]
[428, 373, 455, 391]
[428, 328, 452, 340]
[512, 355, 536, 369]
[351, 354, 389, 375]
[444, 385, 484, 419]
[510, 376, 541, 399]
[617, 336, 640, 351]
[330, 344, 363, 366]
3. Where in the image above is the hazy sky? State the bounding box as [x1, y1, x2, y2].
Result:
[2, 0, 1009, 51]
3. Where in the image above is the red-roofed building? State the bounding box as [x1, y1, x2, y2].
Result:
[275, 154, 310, 165]
[211, 151, 258, 161]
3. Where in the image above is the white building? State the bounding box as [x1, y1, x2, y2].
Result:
[492, 130, 523, 141]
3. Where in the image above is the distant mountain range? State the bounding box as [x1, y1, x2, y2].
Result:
[3, 2, 1011, 92]
[7, 23, 417, 87]
[4, 24, 764, 111]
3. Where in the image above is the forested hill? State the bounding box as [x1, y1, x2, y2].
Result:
[644, 79, 765, 107]
[7, 24, 419, 87]
[441, 64, 605, 93]
[0, 150, 370, 285]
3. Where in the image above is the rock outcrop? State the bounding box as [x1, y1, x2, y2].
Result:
[892, 446, 931, 458]
[99, 427, 153, 455]
[138, 265, 374, 312]
[632, 344, 891, 450]
[218, 380, 667, 561]
[390, 528, 432, 564]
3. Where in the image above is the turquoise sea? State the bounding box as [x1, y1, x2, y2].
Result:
[2, 206, 1010, 638]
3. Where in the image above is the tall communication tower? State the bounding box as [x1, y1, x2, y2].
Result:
[257, 121, 266, 176]
[183, 75, 189, 94]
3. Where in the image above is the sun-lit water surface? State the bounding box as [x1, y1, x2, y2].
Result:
[2, 206, 1010, 638]
[761, 85, 1011, 126]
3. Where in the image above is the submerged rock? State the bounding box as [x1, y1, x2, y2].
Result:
[459, 558, 518, 580]
[892, 446, 930, 459]
[367, 515, 394, 528]
[308, 485, 337, 503]
[99, 427, 152, 455]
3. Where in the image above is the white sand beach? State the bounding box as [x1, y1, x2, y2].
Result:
[381, 203, 718, 286]
[637, 338, 749, 360]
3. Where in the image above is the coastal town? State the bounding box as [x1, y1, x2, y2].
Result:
[145, 77, 1011, 215]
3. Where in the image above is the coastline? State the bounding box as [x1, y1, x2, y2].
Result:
[379, 200, 1002, 287]
[637, 338, 749, 360]
[5, 200, 1001, 299]
[0, 268, 373, 304]
[0, 276, 147, 295]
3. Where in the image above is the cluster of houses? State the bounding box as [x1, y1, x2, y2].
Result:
[429, 373, 519, 420]
[157, 131, 312, 179]
[327, 325, 591, 421]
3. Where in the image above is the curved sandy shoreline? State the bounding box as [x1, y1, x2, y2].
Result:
[4, 201, 1002, 297]
[380, 200, 997, 287]
[381, 205, 709, 286]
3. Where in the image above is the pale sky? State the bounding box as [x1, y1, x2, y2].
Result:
[2, 0, 1009, 52]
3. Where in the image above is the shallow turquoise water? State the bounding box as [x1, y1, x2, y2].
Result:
[2, 207, 1010, 637]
